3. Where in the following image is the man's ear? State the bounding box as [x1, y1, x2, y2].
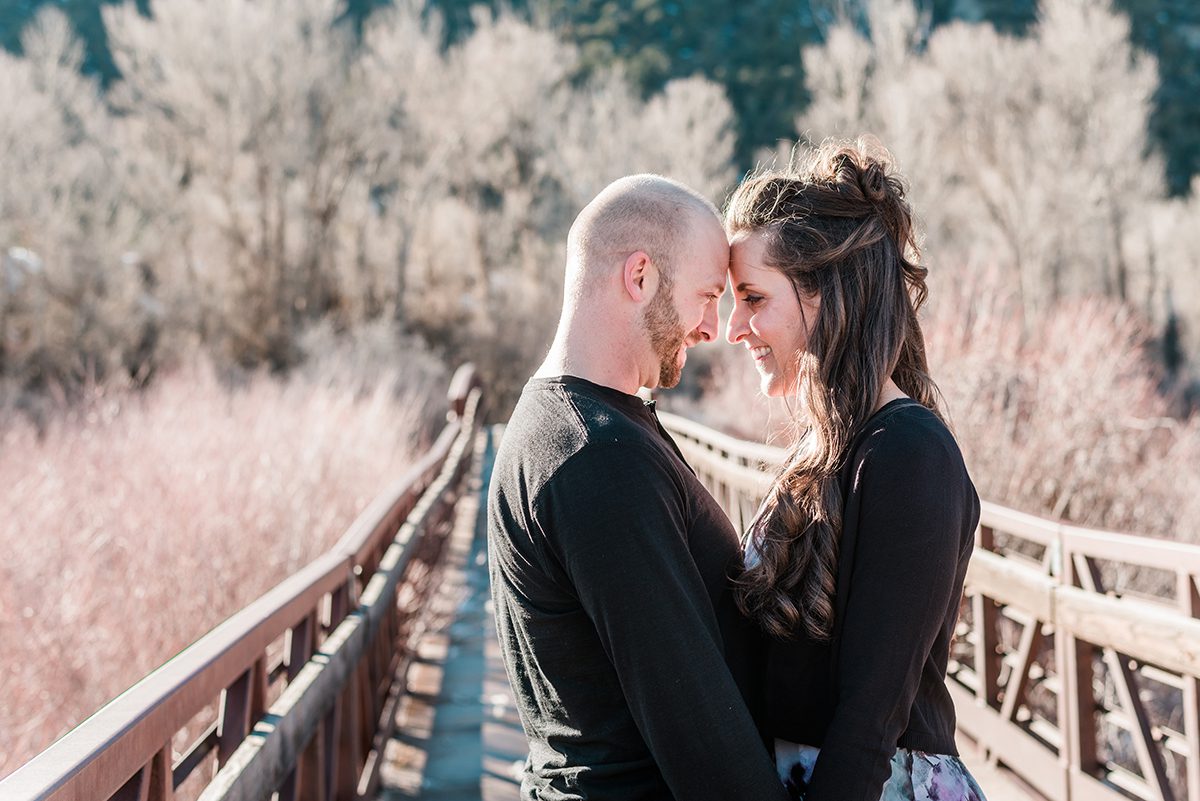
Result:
[622, 251, 656, 302]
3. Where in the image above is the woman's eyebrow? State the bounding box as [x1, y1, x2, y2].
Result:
[735, 282, 759, 292]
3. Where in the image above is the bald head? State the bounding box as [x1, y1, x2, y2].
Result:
[565, 174, 719, 298]
[538, 175, 729, 392]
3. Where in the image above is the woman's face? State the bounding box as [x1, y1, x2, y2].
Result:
[726, 230, 820, 398]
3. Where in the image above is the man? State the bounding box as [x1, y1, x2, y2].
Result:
[487, 175, 789, 801]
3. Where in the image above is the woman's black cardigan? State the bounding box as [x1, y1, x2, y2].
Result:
[761, 399, 981, 801]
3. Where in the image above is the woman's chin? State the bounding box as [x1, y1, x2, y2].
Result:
[758, 373, 782, 398]
[755, 369, 798, 399]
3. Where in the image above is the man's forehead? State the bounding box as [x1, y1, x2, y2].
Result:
[697, 257, 729, 293]
[675, 252, 726, 291]
[672, 210, 728, 286]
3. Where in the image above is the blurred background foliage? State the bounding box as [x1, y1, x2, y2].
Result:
[4, 0, 1199, 193]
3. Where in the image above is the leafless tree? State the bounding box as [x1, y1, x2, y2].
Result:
[104, 0, 387, 366]
[797, 0, 1195, 360]
[0, 9, 155, 396]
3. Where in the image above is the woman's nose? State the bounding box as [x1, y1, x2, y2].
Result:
[726, 305, 748, 344]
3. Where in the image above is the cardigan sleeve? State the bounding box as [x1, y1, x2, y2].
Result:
[803, 422, 972, 801]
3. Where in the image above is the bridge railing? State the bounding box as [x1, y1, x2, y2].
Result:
[0, 364, 484, 801]
[658, 410, 1200, 801]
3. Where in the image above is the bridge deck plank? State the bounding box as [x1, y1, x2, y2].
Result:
[378, 427, 522, 801]
[958, 735, 1047, 801]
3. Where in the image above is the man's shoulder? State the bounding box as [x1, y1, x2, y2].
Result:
[498, 383, 588, 468]
[495, 382, 661, 492]
[504, 381, 655, 453]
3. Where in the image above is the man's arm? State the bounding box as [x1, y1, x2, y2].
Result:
[538, 440, 789, 801]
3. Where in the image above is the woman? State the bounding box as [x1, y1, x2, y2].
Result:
[724, 138, 987, 801]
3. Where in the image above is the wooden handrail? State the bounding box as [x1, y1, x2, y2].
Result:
[333, 419, 460, 570]
[656, 410, 786, 465]
[657, 412, 1200, 801]
[201, 388, 482, 800]
[0, 366, 485, 801]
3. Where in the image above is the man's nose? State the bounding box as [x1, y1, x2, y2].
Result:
[695, 300, 718, 342]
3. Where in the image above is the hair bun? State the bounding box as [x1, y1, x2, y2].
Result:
[826, 142, 900, 215]
[860, 160, 888, 204]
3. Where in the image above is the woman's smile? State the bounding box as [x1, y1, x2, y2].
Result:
[726, 231, 819, 398]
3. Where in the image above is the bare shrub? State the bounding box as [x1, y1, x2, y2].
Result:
[558, 72, 738, 209]
[925, 268, 1200, 540]
[103, 0, 385, 367]
[0, 356, 442, 777]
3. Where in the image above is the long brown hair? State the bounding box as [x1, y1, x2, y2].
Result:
[726, 138, 943, 640]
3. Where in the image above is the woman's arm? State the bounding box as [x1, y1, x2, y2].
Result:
[804, 422, 974, 801]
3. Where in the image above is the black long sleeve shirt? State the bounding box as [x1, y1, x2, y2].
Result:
[764, 399, 981, 801]
[488, 375, 789, 801]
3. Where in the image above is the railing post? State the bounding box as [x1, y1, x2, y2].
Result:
[148, 745, 174, 801]
[217, 668, 254, 766]
[1059, 544, 1098, 801]
[329, 577, 351, 632]
[287, 613, 317, 681]
[112, 745, 173, 801]
[973, 525, 1002, 717]
[356, 658, 374, 775]
[280, 611, 319, 801]
[334, 670, 363, 800]
[251, 656, 268, 722]
[297, 717, 327, 801]
[447, 363, 480, 420]
[1180, 571, 1200, 801]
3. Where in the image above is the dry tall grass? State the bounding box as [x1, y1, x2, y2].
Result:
[0, 353, 443, 778]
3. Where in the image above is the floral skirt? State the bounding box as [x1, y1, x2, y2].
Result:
[775, 740, 988, 801]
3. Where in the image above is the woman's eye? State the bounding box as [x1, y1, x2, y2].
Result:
[742, 295, 764, 306]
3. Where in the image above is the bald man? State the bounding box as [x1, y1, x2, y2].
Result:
[487, 176, 789, 801]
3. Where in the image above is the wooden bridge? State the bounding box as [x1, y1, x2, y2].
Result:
[3, 367, 1199, 801]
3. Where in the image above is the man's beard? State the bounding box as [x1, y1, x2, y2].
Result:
[642, 282, 687, 389]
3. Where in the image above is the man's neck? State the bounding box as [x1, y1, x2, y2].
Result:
[536, 331, 644, 396]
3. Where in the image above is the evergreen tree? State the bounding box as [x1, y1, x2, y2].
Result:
[1116, 0, 1200, 193]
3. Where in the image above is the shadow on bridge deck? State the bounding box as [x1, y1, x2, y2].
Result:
[379, 427, 525, 801]
[376, 425, 1035, 801]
